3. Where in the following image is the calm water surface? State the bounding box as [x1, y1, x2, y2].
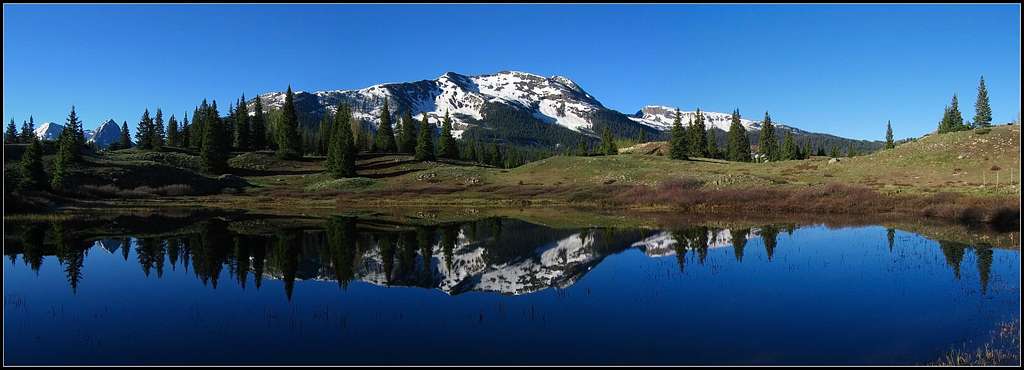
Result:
[3, 217, 1020, 365]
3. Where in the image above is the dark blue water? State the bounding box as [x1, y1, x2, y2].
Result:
[3, 217, 1019, 365]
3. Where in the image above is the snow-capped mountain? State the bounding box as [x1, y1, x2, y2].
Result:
[87, 119, 123, 148]
[33, 122, 64, 141]
[252, 70, 881, 151]
[253, 71, 626, 140]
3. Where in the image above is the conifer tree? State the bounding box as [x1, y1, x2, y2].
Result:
[189, 105, 204, 150]
[234, 94, 250, 151]
[5, 119, 17, 143]
[488, 143, 503, 167]
[726, 109, 751, 162]
[200, 101, 229, 173]
[52, 107, 83, 190]
[23, 116, 35, 143]
[374, 97, 397, 153]
[781, 131, 798, 160]
[64, 106, 85, 152]
[397, 110, 417, 154]
[599, 126, 617, 155]
[758, 111, 778, 161]
[19, 136, 46, 190]
[885, 121, 895, 149]
[19, 120, 33, 143]
[438, 110, 459, 159]
[575, 138, 588, 156]
[705, 130, 720, 159]
[180, 113, 190, 148]
[938, 94, 966, 133]
[119, 121, 131, 149]
[974, 76, 992, 128]
[689, 108, 708, 157]
[276, 86, 302, 159]
[136, 109, 154, 150]
[167, 115, 179, 147]
[326, 103, 357, 178]
[829, 145, 840, 158]
[816, 147, 826, 157]
[414, 113, 435, 161]
[669, 108, 689, 160]
[153, 109, 165, 149]
[251, 97, 267, 150]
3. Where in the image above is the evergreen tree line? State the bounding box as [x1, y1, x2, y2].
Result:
[4, 115, 35, 144]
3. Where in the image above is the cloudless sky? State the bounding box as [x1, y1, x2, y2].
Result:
[3, 4, 1020, 140]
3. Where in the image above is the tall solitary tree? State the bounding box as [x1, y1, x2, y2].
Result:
[414, 113, 435, 161]
[200, 101, 229, 173]
[167, 115, 179, 147]
[119, 121, 132, 149]
[276, 86, 302, 159]
[374, 97, 397, 153]
[326, 103, 357, 178]
[136, 109, 154, 150]
[5, 119, 17, 143]
[669, 108, 689, 160]
[64, 106, 85, 152]
[974, 76, 992, 128]
[885, 121, 895, 149]
[397, 110, 417, 154]
[19, 136, 46, 190]
[688, 108, 708, 157]
[251, 97, 267, 150]
[437, 110, 459, 159]
[758, 111, 778, 161]
[51, 106, 83, 190]
[726, 109, 751, 162]
[234, 94, 250, 151]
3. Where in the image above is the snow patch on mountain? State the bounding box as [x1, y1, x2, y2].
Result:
[33, 122, 64, 141]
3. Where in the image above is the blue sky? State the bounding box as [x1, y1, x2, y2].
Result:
[3, 4, 1020, 140]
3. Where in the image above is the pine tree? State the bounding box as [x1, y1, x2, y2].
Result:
[758, 111, 778, 161]
[705, 130, 720, 159]
[326, 103, 357, 178]
[488, 143, 503, 167]
[939, 94, 966, 134]
[276, 86, 302, 159]
[885, 121, 895, 149]
[19, 136, 46, 190]
[669, 108, 689, 160]
[974, 76, 992, 128]
[781, 131, 798, 160]
[180, 113, 190, 148]
[200, 101, 229, 173]
[19, 120, 33, 143]
[51, 107, 83, 190]
[414, 113, 435, 161]
[64, 106, 85, 152]
[397, 110, 418, 154]
[575, 138, 588, 156]
[599, 126, 617, 155]
[688, 108, 708, 157]
[23, 116, 35, 143]
[234, 94, 250, 151]
[438, 110, 459, 159]
[374, 97, 397, 153]
[119, 121, 132, 149]
[167, 115, 179, 147]
[251, 97, 267, 150]
[152, 109, 165, 149]
[5, 119, 17, 143]
[189, 105, 204, 150]
[726, 109, 751, 162]
[136, 109, 154, 150]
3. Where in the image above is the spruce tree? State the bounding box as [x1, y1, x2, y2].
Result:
[414, 113, 435, 161]
[153, 109, 165, 149]
[276, 86, 302, 159]
[326, 103, 357, 178]
[885, 121, 895, 149]
[19, 120, 33, 143]
[5, 119, 17, 143]
[669, 108, 688, 160]
[64, 106, 85, 152]
[167, 115, 179, 147]
[758, 111, 778, 162]
[939, 94, 966, 134]
[51, 107, 83, 190]
[251, 97, 266, 150]
[689, 108, 708, 157]
[438, 110, 459, 159]
[726, 109, 751, 162]
[374, 97, 397, 153]
[200, 101, 229, 174]
[398, 110, 417, 154]
[136, 109, 154, 150]
[974, 76, 992, 128]
[488, 143, 503, 167]
[781, 131, 798, 160]
[189, 105, 204, 150]
[599, 126, 618, 155]
[19, 136, 46, 190]
[180, 113, 190, 148]
[22, 116, 35, 143]
[705, 130, 720, 159]
[235, 94, 250, 151]
[119, 121, 131, 149]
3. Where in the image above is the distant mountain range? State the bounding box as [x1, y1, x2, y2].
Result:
[253, 70, 884, 152]
[33, 119, 123, 148]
